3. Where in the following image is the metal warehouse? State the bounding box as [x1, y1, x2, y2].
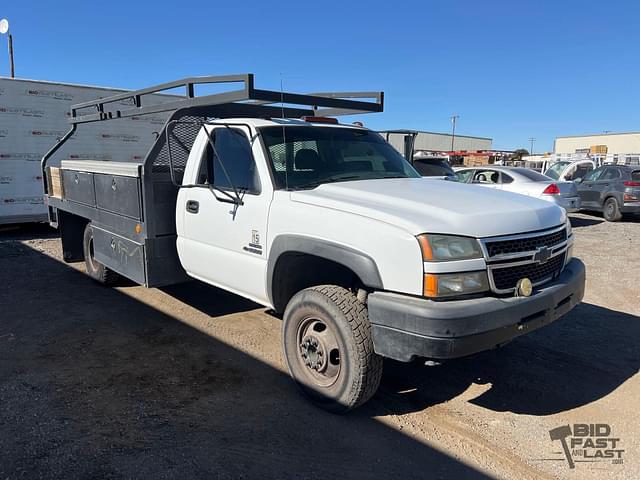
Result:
[555, 131, 640, 155]
[382, 130, 492, 154]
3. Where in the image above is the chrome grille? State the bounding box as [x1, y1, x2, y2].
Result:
[492, 253, 565, 291]
[485, 229, 567, 258]
[480, 225, 571, 294]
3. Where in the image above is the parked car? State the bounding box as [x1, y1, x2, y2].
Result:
[544, 159, 596, 182]
[455, 166, 581, 212]
[412, 152, 457, 180]
[576, 165, 640, 221]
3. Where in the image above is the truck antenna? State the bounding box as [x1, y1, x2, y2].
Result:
[280, 75, 289, 190]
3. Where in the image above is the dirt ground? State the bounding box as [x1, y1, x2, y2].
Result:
[0, 213, 638, 480]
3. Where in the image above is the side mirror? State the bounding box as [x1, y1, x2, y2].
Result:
[574, 177, 583, 184]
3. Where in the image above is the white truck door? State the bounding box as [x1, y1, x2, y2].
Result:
[176, 126, 273, 306]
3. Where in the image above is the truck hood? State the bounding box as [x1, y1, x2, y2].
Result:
[290, 178, 565, 237]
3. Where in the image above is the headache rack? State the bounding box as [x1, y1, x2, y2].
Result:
[40, 74, 384, 288]
[42, 73, 384, 187]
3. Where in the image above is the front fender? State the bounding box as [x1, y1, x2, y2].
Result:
[266, 234, 383, 305]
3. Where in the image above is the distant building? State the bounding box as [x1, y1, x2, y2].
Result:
[554, 132, 640, 155]
[381, 130, 492, 154]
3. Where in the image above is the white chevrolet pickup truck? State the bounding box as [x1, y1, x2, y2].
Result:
[42, 75, 585, 412]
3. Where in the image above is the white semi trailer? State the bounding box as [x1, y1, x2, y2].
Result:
[0, 77, 170, 224]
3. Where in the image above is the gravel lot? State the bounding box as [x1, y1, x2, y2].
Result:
[0, 213, 638, 479]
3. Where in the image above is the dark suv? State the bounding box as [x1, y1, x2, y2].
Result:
[577, 165, 640, 221]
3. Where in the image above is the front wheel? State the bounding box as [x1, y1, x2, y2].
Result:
[282, 285, 383, 413]
[603, 197, 622, 222]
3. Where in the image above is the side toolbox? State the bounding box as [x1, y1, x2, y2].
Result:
[94, 173, 142, 220]
[91, 226, 146, 285]
[62, 170, 96, 206]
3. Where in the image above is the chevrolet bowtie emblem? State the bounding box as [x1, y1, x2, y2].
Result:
[533, 246, 551, 264]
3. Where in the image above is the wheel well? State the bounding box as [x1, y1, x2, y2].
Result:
[58, 211, 89, 263]
[271, 253, 364, 314]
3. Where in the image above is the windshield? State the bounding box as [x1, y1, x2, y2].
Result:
[412, 159, 455, 177]
[260, 126, 420, 189]
[544, 161, 570, 180]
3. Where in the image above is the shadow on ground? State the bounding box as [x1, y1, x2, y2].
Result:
[0, 241, 491, 479]
[570, 212, 640, 226]
[569, 215, 603, 228]
[368, 303, 639, 417]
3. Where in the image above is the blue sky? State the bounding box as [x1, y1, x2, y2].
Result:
[1, 0, 638, 151]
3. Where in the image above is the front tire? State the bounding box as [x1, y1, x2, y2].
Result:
[282, 285, 383, 413]
[603, 197, 622, 222]
[82, 224, 120, 286]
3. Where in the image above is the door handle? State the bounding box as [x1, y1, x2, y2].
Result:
[186, 200, 199, 214]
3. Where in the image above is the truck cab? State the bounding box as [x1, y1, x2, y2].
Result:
[42, 75, 585, 412]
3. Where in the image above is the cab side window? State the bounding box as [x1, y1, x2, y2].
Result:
[197, 128, 260, 193]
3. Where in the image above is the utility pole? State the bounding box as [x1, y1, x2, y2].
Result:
[0, 19, 13, 78]
[8, 33, 14, 77]
[529, 137, 536, 155]
[450, 115, 459, 151]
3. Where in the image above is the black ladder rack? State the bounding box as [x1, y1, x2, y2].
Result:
[68, 73, 384, 124]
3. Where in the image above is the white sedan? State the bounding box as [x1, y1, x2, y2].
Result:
[455, 166, 581, 212]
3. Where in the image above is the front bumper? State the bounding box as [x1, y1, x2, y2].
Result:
[368, 258, 585, 362]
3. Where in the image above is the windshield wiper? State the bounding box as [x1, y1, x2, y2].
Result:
[292, 175, 362, 190]
[378, 174, 408, 179]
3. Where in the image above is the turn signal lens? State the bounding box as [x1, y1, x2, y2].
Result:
[424, 274, 438, 297]
[418, 235, 434, 261]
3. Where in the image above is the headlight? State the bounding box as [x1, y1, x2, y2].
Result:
[566, 217, 572, 237]
[424, 271, 489, 298]
[417, 234, 483, 261]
